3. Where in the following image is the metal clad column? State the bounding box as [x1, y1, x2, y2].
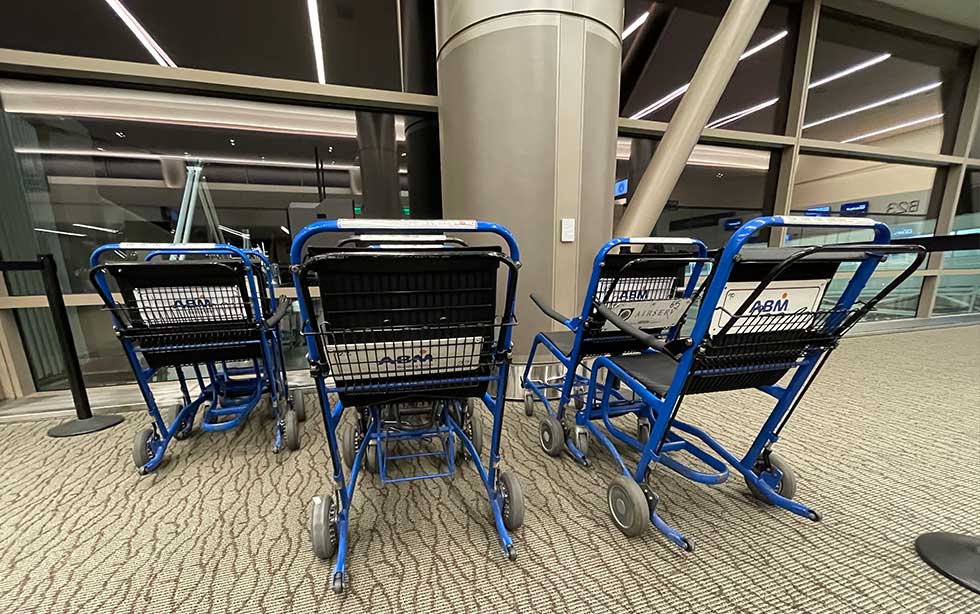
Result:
[615, 0, 770, 237]
[436, 1, 623, 356]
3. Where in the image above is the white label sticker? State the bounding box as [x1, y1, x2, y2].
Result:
[133, 286, 247, 325]
[602, 298, 691, 331]
[711, 279, 828, 335]
[325, 336, 484, 380]
[337, 219, 477, 230]
[776, 215, 877, 227]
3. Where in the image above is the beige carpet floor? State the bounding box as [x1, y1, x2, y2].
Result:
[0, 326, 978, 613]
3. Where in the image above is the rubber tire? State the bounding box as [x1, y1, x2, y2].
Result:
[523, 390, 535, 417]
[607, 475, 650, 538]
[458, 400, 484, 460]
[310, 495, 337, 560]
[573, 427, 590, 456]
[746, 451, 798, 501]
[637, 416, 651, 444]
[364, 440, 379, 473]
[166, 403, 194, 440]
[341, 426, 356, 469]
[499, 472, 525, 531]
[293, 392, 307, 422]
[285, 409, 300, 451]
[539, 415, 564, 457]
[133, 427, 154, 469]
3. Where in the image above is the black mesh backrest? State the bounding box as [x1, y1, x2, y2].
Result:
[579, 253, 690, 357]
[686, 249, 858, 394]
[101, 260, 262, 368]
[303, 247, 509, 406]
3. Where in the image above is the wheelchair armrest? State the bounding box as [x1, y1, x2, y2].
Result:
[530, 293, 572, 328]
[594, 302, 691, 359]
[264, 296, 293, 329]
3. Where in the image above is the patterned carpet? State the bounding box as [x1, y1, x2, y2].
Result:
[0, 326, 978, 613]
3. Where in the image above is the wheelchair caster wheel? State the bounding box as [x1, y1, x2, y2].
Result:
[681, 537, 695, 553]
[133, 427, 154, 470]
[572, 426, 590, 457]
[310, 495, 338, 560]
[292, 392, 306, 422]
[284, 410, 300, 451]
[341, 426, 357, 469]
[364, 440, 379, 473]
[607, 475, 648, 537]
[166, 404, 194, 440]
[539, 415, 564, 457]
[522, 389, 535, 417]
[499, 471, 525, 531]
[637, 416, 651, 444]
[808, 509, 822, 522]
[505, 544, 518, 561]
[746, 451, 797, 501]
[331, 573, 345, 594]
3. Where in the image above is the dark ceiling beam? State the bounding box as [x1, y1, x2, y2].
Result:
[619, 3, 674, 115]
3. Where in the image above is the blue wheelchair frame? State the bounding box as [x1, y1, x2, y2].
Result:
[582, 216, 925, 550]
[521, 237, 708, 464]
[290, 219, 522, 594]
[90, 242, 293, 473]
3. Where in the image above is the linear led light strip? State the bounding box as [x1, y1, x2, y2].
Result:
[307, 0, 326, 84]
[629, 30, 788, 120]
[104, 0, 176, 68]
[809, 53, 891, 89]
[706, 97, 779, 130]
[803, 81, 942, 130]
[72, 223, 119, 234]
[35, 227, 86, 238]
[842, 113, 944, 143]
[622, 12, 648, 39]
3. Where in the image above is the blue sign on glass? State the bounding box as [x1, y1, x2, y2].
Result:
[614, 178, 628, 197]
[804, 205, 831, 217]
[723, 218, 742, 230]
[893, 227, 914, 238]
[840, 200, 869, 216]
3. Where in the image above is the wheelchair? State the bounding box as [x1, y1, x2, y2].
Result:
[90, 242, 300, 474]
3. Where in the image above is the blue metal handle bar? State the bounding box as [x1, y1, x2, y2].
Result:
[578, 236, 708, 324]
[290, 218, 521, 365]
[289, 218, 520, 265]
[89, 243, 268, 320]
[687, 215, 892, 346]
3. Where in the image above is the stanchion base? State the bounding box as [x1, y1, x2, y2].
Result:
[916, 532, 980, 594]
[47, 414, 124, 438]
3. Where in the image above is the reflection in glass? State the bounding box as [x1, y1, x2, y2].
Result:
[803, 11, 973, 154]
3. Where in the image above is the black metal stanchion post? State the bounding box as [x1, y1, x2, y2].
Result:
[37, 254, 123, 437]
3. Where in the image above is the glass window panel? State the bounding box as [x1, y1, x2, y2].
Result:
[0, 1, 405, 90]
[616, 137, 775, 247]
[789, 154, 940, 251]
[945, 169, 980, 269]
[934, 274, 980, 315]
[621, 0, 799, 134]
[820, 275, 922, 322]
[803, 11, 973, 154]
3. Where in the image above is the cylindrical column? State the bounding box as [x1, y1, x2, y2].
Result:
[355, 112, 402, 218]
[615, 0, 770, 238]
[436, 0, 623, 356]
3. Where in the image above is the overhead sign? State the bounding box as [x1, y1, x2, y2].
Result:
[804, 205, 831, 217]
[724, 218, 742, 230]
[614, 178, 629, 197]
[840, 201, 869, 216]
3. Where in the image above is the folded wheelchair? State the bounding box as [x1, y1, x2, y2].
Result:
[522, 237, 709, 464]
[90, 243, 302, 474]
[290, 219, 524, 594]
[533, 216, 924, 550]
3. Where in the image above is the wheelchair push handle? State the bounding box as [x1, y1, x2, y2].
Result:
[594, 302, 691, 359]
[290, 218, 520, 265]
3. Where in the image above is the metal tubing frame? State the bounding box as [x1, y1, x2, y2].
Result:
[289, 218, 522, 589]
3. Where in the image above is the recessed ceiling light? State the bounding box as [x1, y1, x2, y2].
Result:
[183, 151, 189, 155]
[97, 147, 105, 151]
[115, 131, 126, 138]
[803, 81, 942, 130]
[72, 223, 119, 234]
[622, 12, 648, 40]
[328, 146, 333, 153]
[809, 53, 891, 89]
[103, 0, 177, 67]
[280, 225, 290, 234]
[400, 152, 407, 157]
[841, 113, 944, 143]
[715, 172, 725, 178]
[34, 227, 86, 237]
[306, 0, 326, 84]
[229, 138, 236, 146]
[630, 30, 787, 120]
